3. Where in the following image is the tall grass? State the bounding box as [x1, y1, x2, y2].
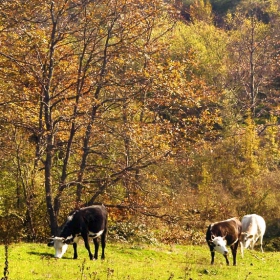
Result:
[0, 242, 279, 279]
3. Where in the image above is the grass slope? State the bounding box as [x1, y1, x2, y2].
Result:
[0, 242, 279, 279]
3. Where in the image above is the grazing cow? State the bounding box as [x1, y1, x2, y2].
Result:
[206, 217, 242, 266]
[240, 214, 266, 257]
[48, 204, 108, 260]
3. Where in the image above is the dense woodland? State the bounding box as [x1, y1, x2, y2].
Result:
[0, 0, 279, 246]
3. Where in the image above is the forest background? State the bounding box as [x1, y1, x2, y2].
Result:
[0, 0, 280, 248]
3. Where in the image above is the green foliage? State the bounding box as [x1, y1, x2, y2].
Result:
[211, 0, 241, 15]
[171, 20, 228, 88]
[259, 115, 280, 170]
[109, 221, 158, 244]
[182, 111, 280, 222]
[189, 0, 213, 23]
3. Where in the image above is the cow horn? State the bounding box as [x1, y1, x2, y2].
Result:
[223, 232, 228, 240]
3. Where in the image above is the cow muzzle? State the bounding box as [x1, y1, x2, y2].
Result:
[48, 236, 69, 259]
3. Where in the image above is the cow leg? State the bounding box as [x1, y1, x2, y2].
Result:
[73, 243, 78, 259]
[210, 251, 215, 265]
[251, 239, 256, 250]
[240, 242, 244, 258]
[93, 238, 99, 260]
[223, 254, 230, 266]
[100, 231, 106, 259]
[82, 236, 94, 260]
[260, 236, 264, 252]
[230, 242, 239, 266]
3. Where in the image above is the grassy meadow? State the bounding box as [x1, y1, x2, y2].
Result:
[0, 242, 279, 279]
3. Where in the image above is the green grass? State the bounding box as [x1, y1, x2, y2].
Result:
[0, 242, 280, 279]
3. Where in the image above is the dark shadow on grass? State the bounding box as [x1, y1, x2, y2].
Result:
[28, 251, 73, 259]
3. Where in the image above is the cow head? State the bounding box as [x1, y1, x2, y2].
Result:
[209, 235, 228, 255]
[241, 232, 254, 249]
[48, 237, 69, 258]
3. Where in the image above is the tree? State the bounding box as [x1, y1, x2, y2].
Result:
[0, 0, 181, 235]
[226, 0, 279, 118]
[189, 0, 213, 23]
[0, 0, 225, 239]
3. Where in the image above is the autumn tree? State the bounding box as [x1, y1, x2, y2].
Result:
[0, 0, 227, 240]
[226, 0, 279, 118]
[0, 0, 183, 236]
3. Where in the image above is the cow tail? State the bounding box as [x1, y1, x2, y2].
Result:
[206, 224, 212, 241]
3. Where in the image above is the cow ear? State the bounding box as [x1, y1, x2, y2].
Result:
[248, 234, 254, 239]
[211, 234, 215, 240]
[47, 241, 54, 247]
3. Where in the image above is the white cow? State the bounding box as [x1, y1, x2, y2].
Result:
[240, 214, 266, 257]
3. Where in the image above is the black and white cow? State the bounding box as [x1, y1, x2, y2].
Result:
[206, 217, 242, 266]
[48, 204, 108, 260]
[240, 214, 266, 257]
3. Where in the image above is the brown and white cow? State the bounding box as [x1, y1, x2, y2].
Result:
[206, 217, 242, 266]
[240, 214, 266, 257]
[48, 204, 108, 260]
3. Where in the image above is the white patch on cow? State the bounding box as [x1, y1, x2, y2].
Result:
[73, 235, 80, 243]
[51, 237, 68, 258]
[62, 234, 80, 244]
[89, 230, 104, 239]
[211, 236, 228, 255]
[67, 214, 74, 221]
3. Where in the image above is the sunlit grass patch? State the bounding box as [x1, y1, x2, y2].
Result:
[0, 242, 279, 279]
